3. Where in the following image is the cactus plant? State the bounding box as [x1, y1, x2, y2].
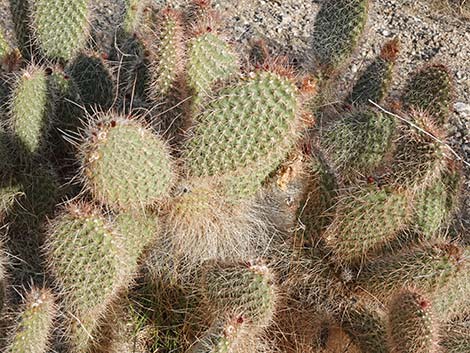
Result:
[79, 114, 175, 210]
[339, 300, 388, 353]
[323, 184, 410, 262]
[387, 289, 438, 353]
[183, 69, 304, 199]
[322, 108, 396, 177]
[44, 202, 127, 349]
[7, 65, 52, 157]
[31, 0, 90, 61]
[355, 243, 465, 300]
[403, 64, 454, 127]
[311, 0, 369, 71]
[349, 38, 400, 106]
[189, 316, 246, 353]
[0, 1, 467, 352]
[186, 17, 239, 110]
[148, 8, 185, 101]
[7, 288, 56, 353]
[200, 261, 277, 328]
[68, 52, 114, 110]
[390, 112, 449, 190]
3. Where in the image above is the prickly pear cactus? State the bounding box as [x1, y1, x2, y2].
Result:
[7, 288, 56, 353]
[31, 0, 90, 61]
[387, 289, 438, 353]
[80, 114, 175, 210]
[0, 1, 467, 353]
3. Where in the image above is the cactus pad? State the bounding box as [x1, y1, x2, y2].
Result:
[387, 289, 437, 353]
[187, 30, 238, 109]
[8, 65, 51, 157]
[324, 185, 410, 262]
[356, 243, 464, 300]
[323, 108, 395, 176]
[80, 114, 174, 210]
[183, 70, 302, 198]
[45, 203, 124, 322]
[32, 0, 90, 61]
[201, 261, 276, 327]
[403, 64, 454, 126]
[8, 288, 56, 353]
[311, 0, 369, 70]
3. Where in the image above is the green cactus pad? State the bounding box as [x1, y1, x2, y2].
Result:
[391, 113, 448, 190]
[432, 247, 470, 320]
[81, 114, 174, 210]
[8, 288, 56, 353]
[8, 65, 52, 157]
[0, 0, 21, 66]
[323, 108, 396, 176]
[311, 0, 369, 70]
[115, 211, 159, 271]
[411, 169, 461, 236]
[349, 39, 399, 105]
[356, 243, 464, 300]
[9, 0, 30, 58]
[122, 0, 146, 34]
[68, 53, 115, 110]
[148, 9, 185, 100]
[340, 300, 388, 353]
[300, 153, 338, 240]
[387, 289, 437, 353]
[48, 69, 84, 156]
[189, 317, 245, 353]
[201, 261, 276, 327]
[187, 30, 239, 110]
[403, 64, 454, 126]
[183, 70, 302, 198]
[31, 0, 90, 61]
[147, 8, 187, 137]
[323, 185, 410, 262]
[49, 69, 83, 128]
[45, 203, 124, 323]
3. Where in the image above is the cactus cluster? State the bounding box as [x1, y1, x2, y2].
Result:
[0, 0, 468, 352]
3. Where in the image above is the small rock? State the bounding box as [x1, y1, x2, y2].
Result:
[454, 102, 470, 118]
